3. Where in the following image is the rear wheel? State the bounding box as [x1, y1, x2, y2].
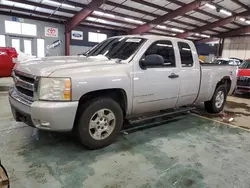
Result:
[76, 97, 123, 149]
[204, 85, 227, 113]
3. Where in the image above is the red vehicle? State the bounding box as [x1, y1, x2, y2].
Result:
[0, 47, 18, 78]
[236, 59, 250, 94]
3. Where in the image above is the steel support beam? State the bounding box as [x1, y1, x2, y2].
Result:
[0, 4, 67, 20]
[231, 0, 250, 12]
[6, 0, 76, 14]
[65, 25, 70, 56]
[218, 26, 250, 38]
[65, 0, 105, 33]
[197, 25, 250, 43]
[130, 0, 202, 34]
[81, 21, 129, 32]
[178, 11, 250, 39]
[157, 0, 233, 31]
[0, 10, 65, 24]
[104, 1, 217, 32]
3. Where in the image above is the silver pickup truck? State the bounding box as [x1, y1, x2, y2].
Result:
[9, 35, 237, 149]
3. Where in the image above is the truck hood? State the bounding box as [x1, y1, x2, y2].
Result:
[14, 55, 118, 76]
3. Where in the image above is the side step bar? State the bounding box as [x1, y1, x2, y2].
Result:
[127, 106, 196, 124]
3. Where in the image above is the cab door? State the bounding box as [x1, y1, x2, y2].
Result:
[132, 40, 180, 114]
[175, 41, 200, 107]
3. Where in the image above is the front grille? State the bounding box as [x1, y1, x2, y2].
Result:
[13, 71, 36, 101]
[237, 76, 250, 86]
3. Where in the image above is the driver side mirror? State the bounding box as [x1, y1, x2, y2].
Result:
[140, 54, 164, 68]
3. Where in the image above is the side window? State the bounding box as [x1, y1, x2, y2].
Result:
[178, 42, 194, 67]
[144, 40, 176, 67]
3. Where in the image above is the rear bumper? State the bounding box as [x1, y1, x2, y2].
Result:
[9, 87, 78, 131]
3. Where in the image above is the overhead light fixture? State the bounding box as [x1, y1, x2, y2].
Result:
[86, 17, 107, 24]
[93, 11, 115, 18]
[124, 18, 143, 24]
[43, 0, 61, 6]
[246, 20, 250, 24]
[1, 0, 15, 6]
[42, 0, 75, 8]
[87, 17, 97, 22]
[205, 3, 216, 9]
[195, 33, 210, 38]
[98, 19, 107, 24]
[61, 3, 75, 9]
[239, 17, 246, 22]
[219, 9, 232, 16]
[156, 25, 167, 29]
[171, 28, 184, 33]
[200, 34, 210, 38]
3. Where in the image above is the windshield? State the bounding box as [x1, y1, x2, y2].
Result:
[86, 37, 146, 60]
[239, 60, 250, 69]
[211, 59, 235, 65]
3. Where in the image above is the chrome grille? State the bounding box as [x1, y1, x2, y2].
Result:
[12, 71, 36, 101]
[237, 76, 250, 87]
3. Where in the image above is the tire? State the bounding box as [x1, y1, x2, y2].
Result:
[76, 97, 123, 149]
[204, 85, 227, 114]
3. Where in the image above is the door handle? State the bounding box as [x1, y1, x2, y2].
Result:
[168, 73, 179, 79]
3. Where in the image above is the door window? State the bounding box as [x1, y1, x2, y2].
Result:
[178, 42, 193, 67]
[144, 40, 176, 67]
[24, 40, 32, 55]
[11, 38, 20, 52]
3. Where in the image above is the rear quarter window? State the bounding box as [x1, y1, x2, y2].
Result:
[178, 42, 194, 67]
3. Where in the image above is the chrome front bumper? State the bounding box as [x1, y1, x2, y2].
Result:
[9, 87, 79, 131]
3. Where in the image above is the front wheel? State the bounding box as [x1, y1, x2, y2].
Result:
[204, 85, 227, 113]
[76, 98, 123, 149]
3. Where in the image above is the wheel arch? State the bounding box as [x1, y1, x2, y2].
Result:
[74, 88, 128, 127]
[215, 76, 231, 94]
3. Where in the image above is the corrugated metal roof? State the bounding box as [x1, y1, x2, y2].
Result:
[0, 0, 249, 41]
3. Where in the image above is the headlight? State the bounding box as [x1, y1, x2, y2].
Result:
[38, 77, 71, 101]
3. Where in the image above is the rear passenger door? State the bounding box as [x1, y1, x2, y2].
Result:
[132, 40, 180, 114]
[175, 41, 200, 107]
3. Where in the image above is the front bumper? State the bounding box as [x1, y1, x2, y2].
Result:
[9, 87, 78, 131]
[236, 85, 250, 94]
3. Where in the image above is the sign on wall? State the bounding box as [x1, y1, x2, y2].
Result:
[71, 30, 83, 40]
[46, 40, 62, 50]
[45, 27, 58, 37]
[12, 16, 24, 22]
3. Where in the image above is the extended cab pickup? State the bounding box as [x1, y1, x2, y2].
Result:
[0, 47, 18, 78]
[9, 35, 237, 149]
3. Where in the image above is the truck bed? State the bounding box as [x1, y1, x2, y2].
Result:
[195, 64, 237, 103]
[201, 63, 236, 66]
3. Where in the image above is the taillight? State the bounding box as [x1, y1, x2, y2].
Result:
[12, 57, 18, 63]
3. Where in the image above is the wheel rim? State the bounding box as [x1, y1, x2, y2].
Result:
[215, 91, 225, 109]
[89, 108, 116, 140]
